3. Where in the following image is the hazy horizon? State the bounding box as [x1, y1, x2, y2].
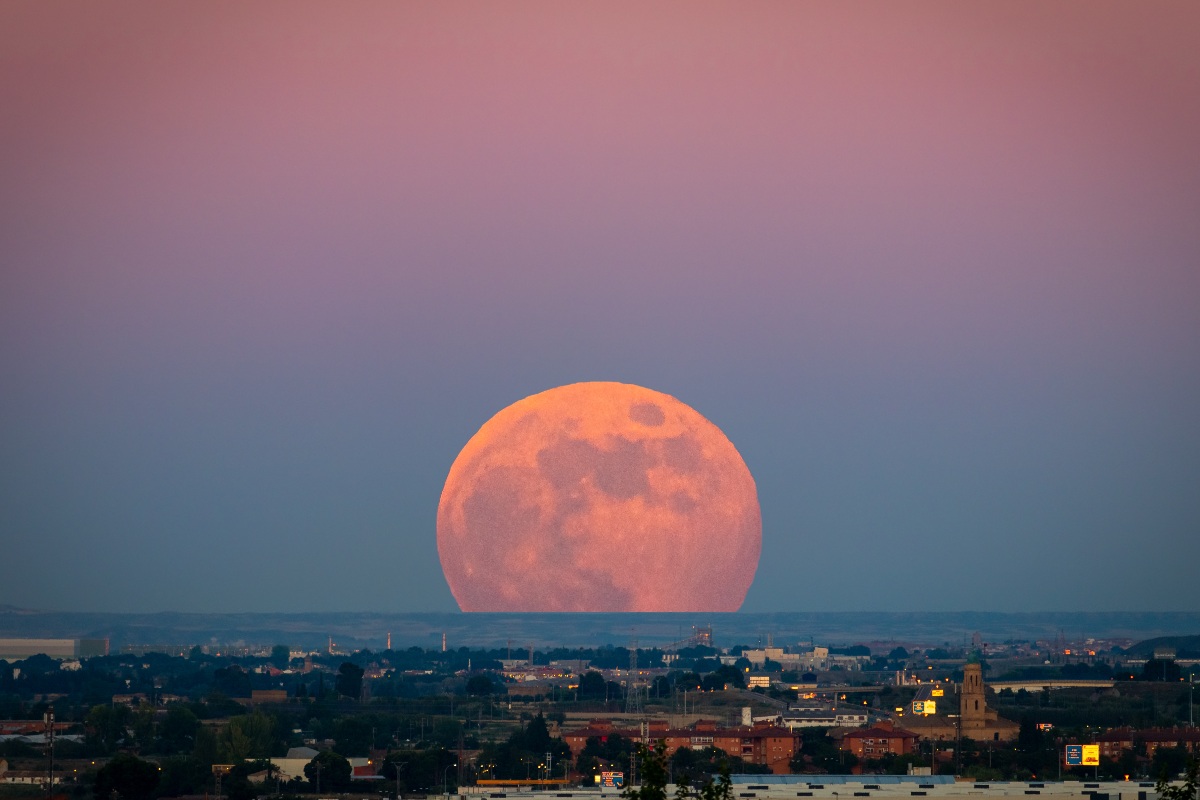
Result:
[3, 608, 1198, 652]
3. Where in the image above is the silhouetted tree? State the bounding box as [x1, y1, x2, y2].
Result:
[305, 751, 352, 793]
[270, 645, 291, 670]
[336, 661, 364, 700]
[94, 753, 160, 800]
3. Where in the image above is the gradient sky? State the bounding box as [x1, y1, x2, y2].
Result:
[2, 2, 1198, 614]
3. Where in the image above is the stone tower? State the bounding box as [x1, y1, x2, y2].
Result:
[960, 662, 987, 727]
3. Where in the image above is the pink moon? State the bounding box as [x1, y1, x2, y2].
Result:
[437, 382, 761, 611]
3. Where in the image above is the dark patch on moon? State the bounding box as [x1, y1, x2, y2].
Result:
[461, 465, 540, 550]
[536, 437, 596, 489]
[629, 402, 665, 426]
[668, 490, 698, 514]
[537, 435, 654, 500]
[660, 433, 704, 472]
[592, 436, 653, 498]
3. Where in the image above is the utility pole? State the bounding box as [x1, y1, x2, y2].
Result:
[43, 707, 54, 796]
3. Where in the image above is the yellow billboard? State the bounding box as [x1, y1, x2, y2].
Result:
[1082, 745, 1099, 766]
[912, 700, 937, 715]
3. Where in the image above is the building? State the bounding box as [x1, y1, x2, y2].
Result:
[899, 662, 1019, 743]
[1097, 728, 1200, 759]
[562, 718, 800, 774]
[753, 708, 869, 730]
[270, 746, 320, 781]
[0, 638, 109, 661]
[958, 663, 1020, 741]
[840, 722, 919, 759]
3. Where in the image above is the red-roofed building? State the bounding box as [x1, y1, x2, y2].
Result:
[1097, 728, 1200, 759]
[840, 722, 919, 759]
[562, 719, 799, 774]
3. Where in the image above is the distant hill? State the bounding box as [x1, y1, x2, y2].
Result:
[1125, 634, 1200, 659]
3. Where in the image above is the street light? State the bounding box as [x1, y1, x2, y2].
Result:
[1190, 673, 1195, 728]
[443, 763, 457, 798]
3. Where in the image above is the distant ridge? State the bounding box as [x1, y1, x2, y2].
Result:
[0, 609, 1197, 651]
[0, 605, 37, 613]
[1125, 634, 1200, 658]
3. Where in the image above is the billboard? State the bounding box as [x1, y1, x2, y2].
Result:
[912, 700, 937, 715]
[600, 772, 625, 788]
[1065, 745, 1099, 766]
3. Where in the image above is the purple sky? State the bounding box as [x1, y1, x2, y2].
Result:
[2, 2, 1198, 614]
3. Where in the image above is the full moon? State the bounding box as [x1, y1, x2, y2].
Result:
[437, 382, 761, 611]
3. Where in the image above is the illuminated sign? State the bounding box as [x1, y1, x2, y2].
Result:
[912, 701, 936, 715]
[931, 689, 944, 697]
[1065, 745, 1099, 766]
[601, 772, 625, 788]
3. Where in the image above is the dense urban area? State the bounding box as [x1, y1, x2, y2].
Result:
[0, 630, 1197, 800]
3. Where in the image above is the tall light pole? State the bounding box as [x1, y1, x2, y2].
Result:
[44, 707, 54, 796]
[443, 762, 457, 799]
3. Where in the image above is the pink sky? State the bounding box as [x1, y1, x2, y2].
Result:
[2, 2, 1198, 613]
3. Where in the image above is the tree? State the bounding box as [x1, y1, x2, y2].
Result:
[714, 665, 745, 688]
[523, 713, 553, 753]
[86, 704, 132, 754]
[218, 712, 276, 762]
[333, 716, 374, 756]
[336, 661, 365, 700]
[669, 746, 735, 800]
[790, 729, 856, 774]
[1155, 747, 1192, 783]
[193, 724, 219, 766]
[467, 674, 498, 696]
[305, 751, 352, 793]
[270, 645, 291, 670]
[623, 742, 669, 800]
[213, 665, 252, 697]
[1142, 659, 1183, 683]
[227, 759, 271, 800]
[671, 747, 737, 787]
[94, 752, 160, 800]
[578, 671, 607, 701]
[1156, 757, 1198, 800]
[160, 705, 201, 753]
[157, 756, 211, 798]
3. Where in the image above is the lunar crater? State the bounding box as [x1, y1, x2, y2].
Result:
[629, 402, 666, 426]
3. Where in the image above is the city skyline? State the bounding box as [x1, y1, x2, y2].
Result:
[2, 3, 1198, 614]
